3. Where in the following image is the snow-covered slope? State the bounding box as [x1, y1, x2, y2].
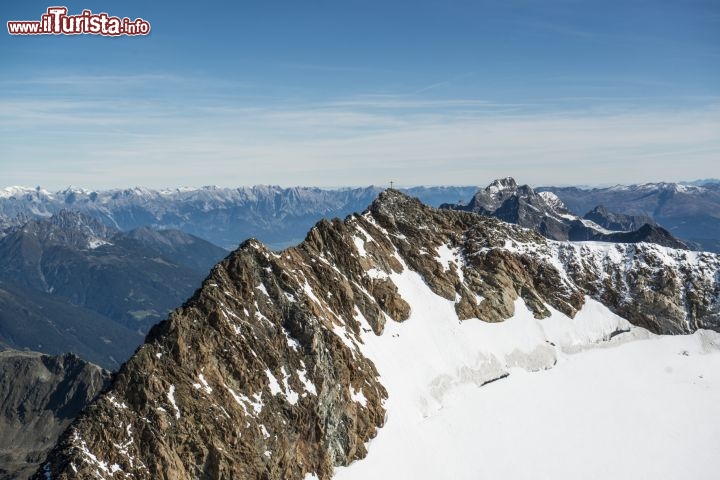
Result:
[335, 234, 720, 480]
[336, 326, 720, 480]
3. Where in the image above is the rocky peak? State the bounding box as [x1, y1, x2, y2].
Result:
[444, 178, 582, 240]
[537, 191, 568, 211]
[34, 191, 720, 480]
[486, 177, 518, 194]
[465, 177, 538, 214]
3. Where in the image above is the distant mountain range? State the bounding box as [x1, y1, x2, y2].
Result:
[682, 178, 720, 187]
[538, 182, 720, 252]
[0, 186, 480, 250]
[0, 211, 227, 368]
[2, 182, 717, 253]
[442, 178, 688, 249]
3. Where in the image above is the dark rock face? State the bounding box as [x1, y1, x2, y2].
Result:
[598, 224, 688, 250]
[0, 211, 228, 369]
[34, 191, 720, 480]
[442, 178, 688, 249]
[0, 350, 110, 480]
[583, 205, 656, 231]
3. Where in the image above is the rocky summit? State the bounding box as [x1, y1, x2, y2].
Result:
[35, 190, 720, 479]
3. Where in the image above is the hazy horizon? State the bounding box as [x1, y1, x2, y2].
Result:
[2, 177, 719, 194]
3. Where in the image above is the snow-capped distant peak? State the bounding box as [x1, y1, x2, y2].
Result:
[672, 183, 703, 194]
[0, 186, 53, 199]
[61, 186, 93, 195]
[485, 177, 518, 195]
[537, 191, 567, 211]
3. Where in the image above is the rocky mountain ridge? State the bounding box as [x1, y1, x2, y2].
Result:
[34, 190, 720, 479]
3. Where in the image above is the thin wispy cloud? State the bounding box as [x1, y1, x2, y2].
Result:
[2, 75, 718, 189]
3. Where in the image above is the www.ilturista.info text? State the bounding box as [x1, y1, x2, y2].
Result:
[7, 7, 150, 36]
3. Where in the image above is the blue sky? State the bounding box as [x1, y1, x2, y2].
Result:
[1, 0, 718, 189]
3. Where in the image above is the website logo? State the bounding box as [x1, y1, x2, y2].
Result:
[7, 7, 151, 36]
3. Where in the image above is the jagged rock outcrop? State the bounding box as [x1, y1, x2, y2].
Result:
[0, 350, 110, 480]
[442, 178, 688, 249]
[34, 190, 720, 479]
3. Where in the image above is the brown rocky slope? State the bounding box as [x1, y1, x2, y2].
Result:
[35, 190, 720, 479]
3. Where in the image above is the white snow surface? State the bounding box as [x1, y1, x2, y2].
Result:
[434, 244, 464, 282]
[333, 257, 720, 480]
[537, 190, 567, 211]
[353, 236, 367, 257]
[265, 369, 283, 396]
[194, 374, 212, 394]
[349, 386, 368, 407]
[578, 217, 617, 234]
[87, 238, 112, 249]
[256, 283, 269, 296]
[297, 366, 317, 396]
[167, 385, 180, 419]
